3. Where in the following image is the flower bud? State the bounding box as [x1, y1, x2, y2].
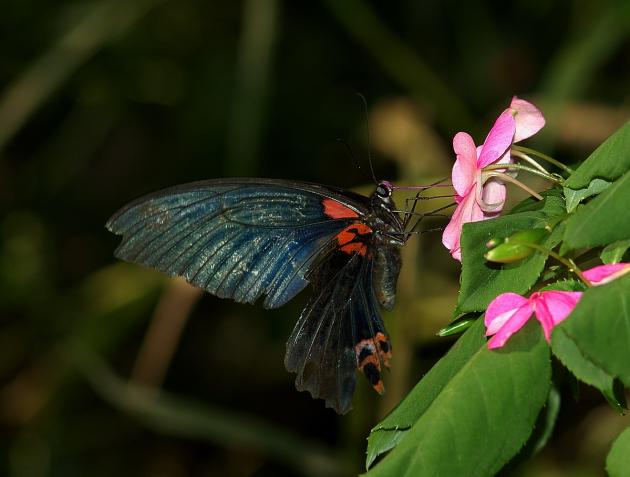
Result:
[485, 228, 548, 263]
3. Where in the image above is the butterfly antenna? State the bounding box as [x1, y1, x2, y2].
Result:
[336, 137, 367, 178]
[356, 92, 378, 185]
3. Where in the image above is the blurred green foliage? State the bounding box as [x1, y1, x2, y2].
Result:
[0, 0, 628, 476]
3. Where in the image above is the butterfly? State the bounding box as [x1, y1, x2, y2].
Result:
[106, 178, 426, 414]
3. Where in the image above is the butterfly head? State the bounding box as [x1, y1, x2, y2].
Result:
[369, 181, 405, 246]
[374, 181, 393, 200]
[372, 181, 397, 212]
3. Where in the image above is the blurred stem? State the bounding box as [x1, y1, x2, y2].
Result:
[323, 0, 473, 132]
[539, 1, 630, 146]
[226, 0, 279, 176]
[131, 279, 202, 388]
[0, 0, 163, 153]
[482, 170, 545, 200]
[510, 151, 552, 174]
[483, 163, 562, 185]
[512, 145, 574, 173]
[70, 346, 349, 477]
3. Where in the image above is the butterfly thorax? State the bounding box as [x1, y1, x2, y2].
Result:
[365, 182, 403, 310]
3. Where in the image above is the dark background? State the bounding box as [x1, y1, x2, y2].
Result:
[1, 0, 629, 475]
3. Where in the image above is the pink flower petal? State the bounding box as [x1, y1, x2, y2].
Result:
[533, 291, 582, 341]
[480, 178, 507, 213]
[477, 110, 516, 168]
[582, 263, 630, 286]
[487, 301, 534, 349]
[485, 293, 530, 335]
[510, 97, 546, 143]
[441, 189, 483, 261]
[452, 132, 478, 197]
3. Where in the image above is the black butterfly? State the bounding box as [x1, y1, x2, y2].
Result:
[106, 178, 422, 414]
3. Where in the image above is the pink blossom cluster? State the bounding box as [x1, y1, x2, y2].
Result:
[442, 97, 545, 261]
[439, 97, 629, 349]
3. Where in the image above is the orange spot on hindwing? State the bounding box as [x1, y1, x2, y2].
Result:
[322, 199, 360, 219]
[354, 332, 392, 394]
[335, 223, 372, 256]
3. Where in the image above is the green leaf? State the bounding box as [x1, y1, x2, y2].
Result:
[551, 272, 630, 391]
[551, 327, 617, 405]
[564, 178, 611, 213]
[540, 279, 586, 292]
[364, 321, 550, 477]
[507, 187, 566, 216]
[458, 217, 548, 314]
[606, 426, 630, 477]
[366, 319, 486, 468]
[564, 119, 630, 189]
[601, 239, 630, 264]
[564, 170, 630, 250]
[457, 191, 565, 314]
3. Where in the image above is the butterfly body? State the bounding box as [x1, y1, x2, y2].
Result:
[107, 178, 405, 413]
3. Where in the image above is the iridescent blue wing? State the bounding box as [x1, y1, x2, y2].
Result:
[106, 178, 369, 308]
[284, 248, 393, 414]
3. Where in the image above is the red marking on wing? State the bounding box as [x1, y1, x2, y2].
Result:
[336, 229, 356, 246]
[335, 223, 372, 256]
[375, 332, 392, 368]
[322, 198, 360, 219]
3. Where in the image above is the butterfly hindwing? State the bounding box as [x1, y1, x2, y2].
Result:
[106, 179, 369, 309]
[284, 247, 391, 414]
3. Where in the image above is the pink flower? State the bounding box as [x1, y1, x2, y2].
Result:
[583, 263, 630, 286]
[484, 263, 630, 349]
[442, 97, 545, 261]
[484, 291, 582, 349]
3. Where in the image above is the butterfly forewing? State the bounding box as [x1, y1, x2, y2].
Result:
[106, 179, 368, 308]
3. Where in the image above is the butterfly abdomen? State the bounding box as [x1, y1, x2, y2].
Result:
[373, 246, 402, 310]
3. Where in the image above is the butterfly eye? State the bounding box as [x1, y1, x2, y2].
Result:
[376, 182, 392, 198]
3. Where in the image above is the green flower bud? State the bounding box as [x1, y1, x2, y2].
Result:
[509, 228, 549, 244]
[485, 228, 549, 263]
[485, 242, 535, 263]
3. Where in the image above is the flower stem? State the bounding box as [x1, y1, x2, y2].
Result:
[484, 163, 564, 184]
[512, 145, 574, 173]
[510, 240, 592, 287]
[482, 170, 544, 201]
[510, 151, 550, 174]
